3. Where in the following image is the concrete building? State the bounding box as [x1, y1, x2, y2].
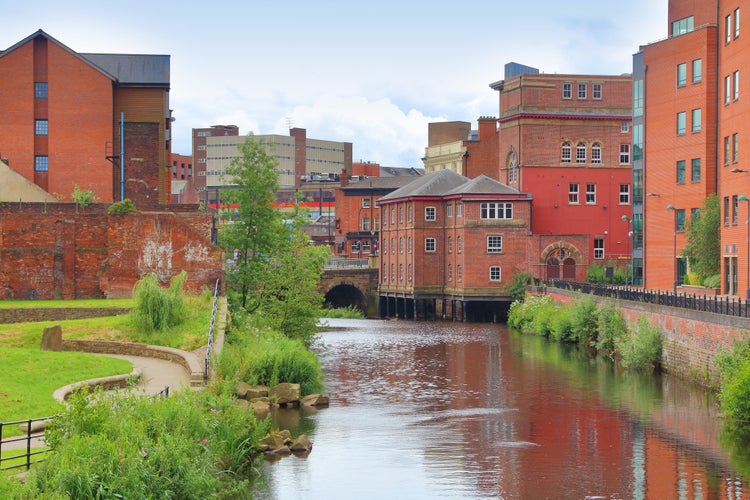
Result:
[377, 169, 532, 321]
[0, 30, 172, 208]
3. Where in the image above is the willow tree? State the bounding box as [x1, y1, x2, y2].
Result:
[219, 136, 287, 311]
[682, 194, 720, 283]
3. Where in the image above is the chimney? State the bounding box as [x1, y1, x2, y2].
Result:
[340, 168, 349, 187]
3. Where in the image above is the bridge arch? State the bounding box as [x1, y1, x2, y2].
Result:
[324, 283, 367, 312]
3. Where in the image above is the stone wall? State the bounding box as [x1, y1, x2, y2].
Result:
[0, 307, 130, 324]
[540, 287, 750, 385]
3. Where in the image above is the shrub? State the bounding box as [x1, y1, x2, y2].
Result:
[508, 272, 533, 302]
[131, 271, 187, 333]
[108, 198, 138, 214]
[507, 295, 555, 334]
[321, 305, 365, 319]
[569, 296, 599, 346]
[549, 307, 575, 342]
[587, 263, 605, 283]
[616, 315, 663, 371]
[720, 357, 750, 421]
[595, 303, 627, 358]
[704, 274, 721, 288]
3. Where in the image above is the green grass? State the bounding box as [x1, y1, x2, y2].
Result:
[1, 447, 50, 472]
[0, 348, 132, 423]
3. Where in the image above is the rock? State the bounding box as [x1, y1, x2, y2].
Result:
[277, 429, 292, 444]
[246, 385, 269, 399]
[18, 420, 49, 433]
[301, 394, 330, 407]
[251, 400, 271, 414]
[235, 381, 252, 399]
[268, 445, 291, 455]
[290, 434, 313, 453]
[40, 325, 62, 351]
[260, 433, 287, 451]
[269, 383, 300, 406]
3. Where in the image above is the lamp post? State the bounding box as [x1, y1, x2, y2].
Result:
[621, 215, 632, 287]
[739, 195, 750, 300]
[667, 205, 679, 296]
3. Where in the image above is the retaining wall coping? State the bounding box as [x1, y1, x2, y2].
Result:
[53, 368, 143, 402]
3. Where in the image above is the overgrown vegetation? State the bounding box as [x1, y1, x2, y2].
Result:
[682, 194, 720, 287]
[508, 272, 533, 301]
[107, 198, 138, 214]
[131, 271, 188, 333]
[71, 184, 94, 213]
[716, 337, 750, 421]
[587, 261, 627, 285]
[321, 305, 366, 319]
[508, 295, 662, 372]
[2, 386, 269, 498]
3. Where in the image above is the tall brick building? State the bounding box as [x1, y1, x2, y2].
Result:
[377, 169, 532, 321]
[0, 30, 173, 208]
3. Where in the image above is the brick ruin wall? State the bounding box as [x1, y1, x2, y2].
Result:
[0, 203, 224, 299]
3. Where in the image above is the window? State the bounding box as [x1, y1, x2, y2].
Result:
[362, 198, 370, 208]
[446, 204, 453, 218]
[391, 238, 394, 254]
[692, 108, 701, 133]
[448, 236, 453, 253]
[734, 71, 740, 100]
[34, 155, 48, 172]
[391, 264, 395, 282]
[725, 196, 731, 225]
[562, 82, 572, 99]
[408, 263, 413, 282]
[676, 160, 686, 184]
[382, 238, 387, 254]
[726, 76, 732, 104]
[351, 241, 360, 253]
[619, 144, 631, 164]
[399, 264, 403, 282]
[735, 8, 741, 38]
[425, 206, 436, 221]
[621, 121, 629, 133]
[487, 235, 503, 253]
[677, 209, 686, 231]
[591, 143, 602, 164]
[362, 217, 370, 231]
[408, 237, 412, 254]
[390, 207, 395, 224]
[362, 240, 371, 253]
[561, 142, 572, 163]
[586, 183, 596, 204]
[457, 236, 462, 254]
[733, 195, 739, 224]
[382, 264, 387, 283]
[691, 158, 701, 182]
[34, 82, 48, 98]
[425, 237, 436, 252]
[480, 203, 513, 220]
[408, 204, 413, 222]
[725, 136, 731, 165]
[692, 59, 702, 83]
[733, 133, 740, 163]
[399, 237, 403, 254]
[727, 14, 733, 43]
[691, 208, 701, 222]
[399, 206, 404, 224]
[35, 119, 48, 135]
[457, 265, 462, 282]
[489, 266, 501, 282]
[447, 264, 452, 282]
[509, 165, 517, 183]
[577, 83, 587, 99]
[592, 83, 602, 99]
[456, 203, 463, 217]
[619, 184, 630, 204]
[677, 112, 686, 135]
[677, 63, 687, 87]
[576, 142, 586, 163]
[672, 16, 694, 36]
[569, 183, 580, 204]
[594, 238, 604, 259]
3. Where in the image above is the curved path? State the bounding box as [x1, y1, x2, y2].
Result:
[101, 353, 192, 395]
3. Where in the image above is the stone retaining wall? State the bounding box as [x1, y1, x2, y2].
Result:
[52, 368, 143, 402]
[538, 287, 750, 386]
[62, 340, 204, 387]
[0, 307, 130, 324]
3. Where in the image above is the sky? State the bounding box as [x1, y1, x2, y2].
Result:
[6, 1, 668, 168]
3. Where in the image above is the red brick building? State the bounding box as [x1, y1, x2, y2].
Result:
[170, 152, 194, 204]
[490, 68, 633, 281]
[0, 30, 173, 208]
[377, 169, 532, 321]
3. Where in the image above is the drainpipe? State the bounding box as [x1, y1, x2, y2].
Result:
[120, 112, 125, 201]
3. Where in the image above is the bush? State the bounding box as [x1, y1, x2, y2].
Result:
[320, 305, 365, 319]
[569, 296, 599, 346]
[507, 295, 555, 334]
[108, 198, 138, 214]
[549, 307, 575, 342]
[595, 304, 627, 358]
[587, 263, 605, 283]
[508, 272, 533, 302]
[131, 271, 187, 333]
[616, 316, 663, 371]
[704, 274, 721, 288]
[720, 357, 750, 421]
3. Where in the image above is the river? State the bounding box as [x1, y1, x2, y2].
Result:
[254, 318, 750, 499]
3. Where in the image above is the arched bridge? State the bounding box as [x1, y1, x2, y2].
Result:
[320, 258, 379, 317]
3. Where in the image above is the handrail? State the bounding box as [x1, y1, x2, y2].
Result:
[204, 279, 220, 382]
[0, 417, 53, 472]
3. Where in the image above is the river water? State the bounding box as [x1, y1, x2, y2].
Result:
[254, 318, 750, 499]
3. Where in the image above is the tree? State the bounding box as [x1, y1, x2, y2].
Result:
[682, 194, 720, 282]
[219, 136, 287, 311]
[72, 184, 94, 213]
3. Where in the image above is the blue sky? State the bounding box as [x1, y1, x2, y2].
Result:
[6, 1, 667, 167]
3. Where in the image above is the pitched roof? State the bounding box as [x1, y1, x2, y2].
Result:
[444, 174, 523, 196]
[0, 160, 59, 202]
[378, 169, 468, 202]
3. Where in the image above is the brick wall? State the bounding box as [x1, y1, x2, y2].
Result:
[0, 203, 223, 299]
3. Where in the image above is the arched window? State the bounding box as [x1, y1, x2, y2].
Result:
[576, 142, 586, 163]
[591, 142, 602, 164]
[561, 142, 572, 163]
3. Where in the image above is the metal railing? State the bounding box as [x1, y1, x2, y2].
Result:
[543, 279, 750, 319]
[205, 279, 220, 382]
[325, 257, 370, 269]
[0, 417, 54, 471]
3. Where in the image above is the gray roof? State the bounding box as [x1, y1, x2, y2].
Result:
[379, 170, 526, 202]
[343, 176, 417, 192]
[82, 53, 170, 86]
[444, 174, 523, 196]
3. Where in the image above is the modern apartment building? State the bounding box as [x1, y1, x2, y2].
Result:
[0, 30, 172, 208]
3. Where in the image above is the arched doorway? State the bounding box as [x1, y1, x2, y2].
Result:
[542, 243, 582, 281]
[324, 284, 367, 313]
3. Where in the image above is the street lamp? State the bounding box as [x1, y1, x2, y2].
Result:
[739, 195, 750, 300]
[667, 205, 679, 296]
[621, 215, 632, 287]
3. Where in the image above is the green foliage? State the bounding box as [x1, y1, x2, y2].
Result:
[7, 387, 268, 498]
[549, 307, 575, 342]
[508, 272, 533, 302]
[587, 262, 626, 284]
[615, 315, 663, 371]
[131, 271, 187, 333]
[716, 336, 750, 421]
[218, 315, 324, 396]
[507, 295, 554, 334]
[587, 262, 605, 283]
[595, 303, 627, 358]
[682, 194, 720, 279]
[107, 198, 138, 214]
[569, 296, 599, 346]
[321, 305, 366, 319]
[72, 184, 95, 213]
[703, 274, 721, 288]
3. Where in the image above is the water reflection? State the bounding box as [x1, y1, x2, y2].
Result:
[255, 319, 749, 499]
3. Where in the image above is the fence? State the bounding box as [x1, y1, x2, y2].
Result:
[204, 279, 221, 382]
[325, 257, 370, 269]
[0, 417, 54, 472]
[543, 279, 750, 319]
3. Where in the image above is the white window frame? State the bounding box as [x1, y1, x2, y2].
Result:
[734, 70, 740, 101]
[425, 206, 436, 221]
[562, 82, 572, 99]
[487, 235, 503, 253]
[576, 143, 586, 163]
[561, 142, 572, 163]
[447, 204, 453, 218]
[620, 144, 631, 164]
[569, 183, 579, 204]
[692, 108, 702, 133]
[619, 184, 630, 205]
[362, 198, 370, 208]
[586, 183, 597, 205]
[692, 59, 702, 83]
[594, 238, 605, 259]
[577, 83, 587, 99]
[735, 8, 740, 38]
[489, 266, 501, 282]
[480, 202, 513, 220]
[592, 83, 602, 99]
[456, 203, 463, 217]
[425, 237, 436, 252]
[591, 143, 602, 164]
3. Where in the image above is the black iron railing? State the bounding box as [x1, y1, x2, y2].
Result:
[542, 279, 750, 319]
[0, 417, 53, 472]
[205, 279, 220, 382]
